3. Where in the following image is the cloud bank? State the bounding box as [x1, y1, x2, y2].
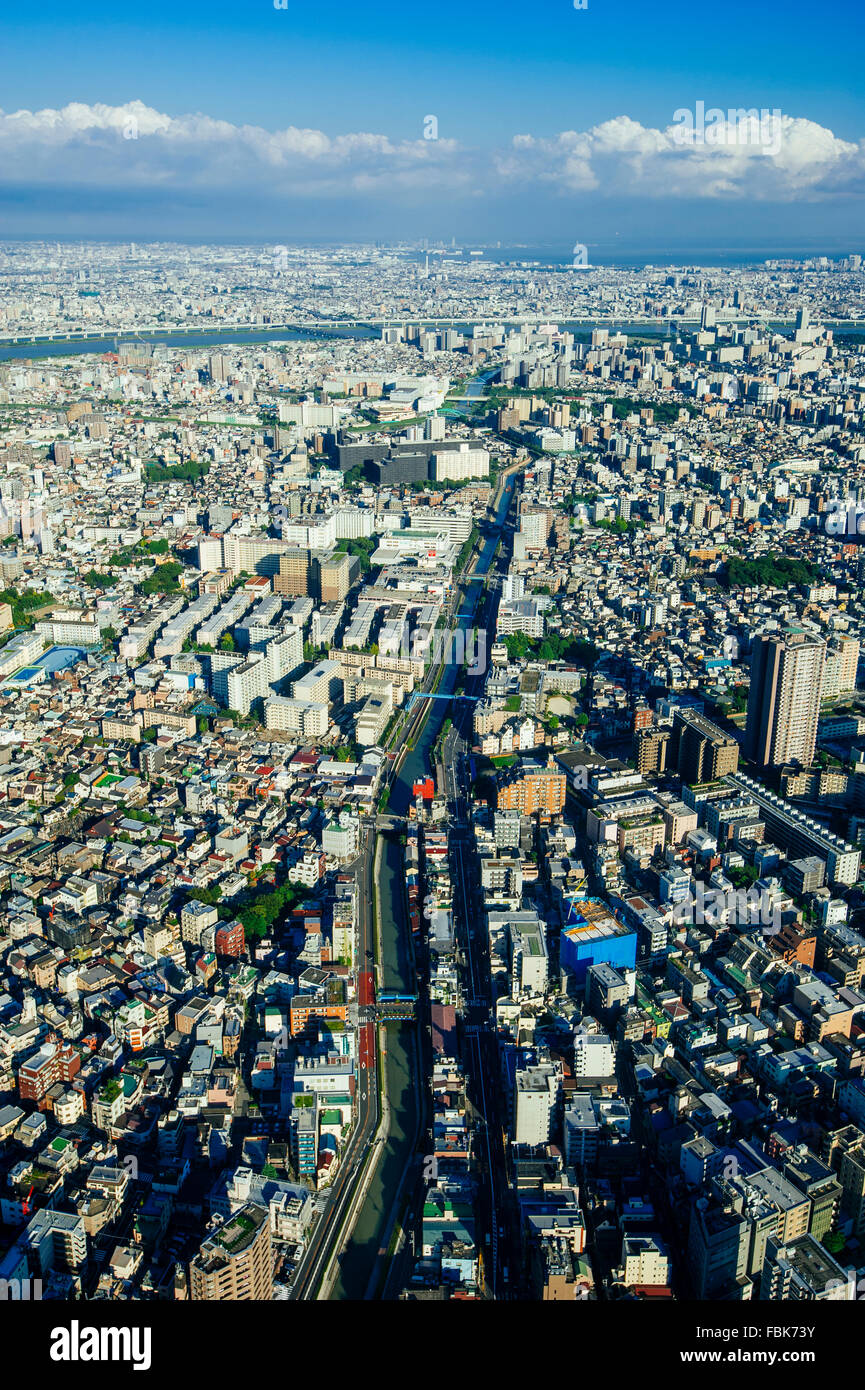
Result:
[0, 100, 862, 206]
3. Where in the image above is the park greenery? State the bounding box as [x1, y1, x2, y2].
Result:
[138, 562, 183, 596]
[504, 630, 599, 668]
[721, 553, 824, 590]
[593, 515, 645, 535]
[0, 586, 53, 629]
[83, 569, 116, 590]
[336, 536, 376, 573]
[727, 865, 760, 890]
[605, 395, 698, 424]
[145, 459, 210, 482]
[186, 876, 305, 940]
[109, 537, 173, 569]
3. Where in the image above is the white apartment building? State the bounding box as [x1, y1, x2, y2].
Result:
[181, 899, 218, 947]
[509, 913, 549, 997]
[264, 696, 328, 738]
[25, 1210, 88, 1274]
[621, 1235, 670, 1288]
[408, 509, 473, 545]
[281, 515, 337, 551]
[334, 508, 375, 540]
[823, 637, 860, 698]
[572, 1031, 615, 1079]
[211, 628, 303, 715]
[355, 689, 392, 746]
[432, 444, 490, 482]
[197, 535, 224, 571]
[514, 1064, 559, 1146]
[196, 589, 252, 647]
[311, 605, 342, 648]
[292, 659, 343, 705]
[221, 532, 287, 578]
[35, 611, 104, 646]
[519, 511, 550, 549]
[278, 401, 342, 429]
[288, 851, 325, 887]
[119, 598, 185, 660]
[154, 593, 219, 658]
[322, 811, 360, 860]
[0, 630, 43, 679]
[497, 598, 546, 638]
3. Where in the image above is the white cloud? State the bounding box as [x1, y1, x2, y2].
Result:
[0, 100, 464, 198]
[0, 100, 862, 203]
[504, 114, 865, 200]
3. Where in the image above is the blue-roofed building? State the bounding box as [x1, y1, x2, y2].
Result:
[560, 898, 637, 986]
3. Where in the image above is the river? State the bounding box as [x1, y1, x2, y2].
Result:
[0, 325, 377, 361]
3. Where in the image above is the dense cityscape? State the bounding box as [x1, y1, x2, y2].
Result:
[3, 0, 865, 1362]
[0, 241, 864, 1321]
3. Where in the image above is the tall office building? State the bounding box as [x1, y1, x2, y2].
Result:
[834, 1131, 865, 1239]
[274, 548, 311, 597]
[314, 549, 354, 603]
[674, 708, 740, 785]
[635, 726, 672, 775]
[822, 637, 859, 699]
[496, 758, 566, 816]
[744, 629, 825, 770]
[686, 1197, 749, 1299]
[189, 1203, 272, 1301]
[208, 353, 229, 383]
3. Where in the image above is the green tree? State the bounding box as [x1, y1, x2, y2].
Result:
[0, 586, 53, 629]
[83, 569, 116, 589]
[145, 460, 210, 482]
[138, 561, 183, 596]
[336, 536, 376, 573]
[722, 553, 824, 591]
[504, 630, 598, 669]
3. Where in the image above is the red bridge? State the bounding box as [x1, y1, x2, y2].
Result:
[358, 970, 375, 1071]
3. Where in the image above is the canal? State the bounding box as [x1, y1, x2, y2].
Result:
[331, 463, 517, 1299]
[330, 835, 418, 1299]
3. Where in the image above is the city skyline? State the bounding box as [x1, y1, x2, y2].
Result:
[3, 0, 865, 1345]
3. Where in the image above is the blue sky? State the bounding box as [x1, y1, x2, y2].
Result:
[1, 0, 863, 246]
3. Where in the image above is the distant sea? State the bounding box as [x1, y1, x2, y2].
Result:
[451, 244, 857, 269]
[2, 235, 857, 269]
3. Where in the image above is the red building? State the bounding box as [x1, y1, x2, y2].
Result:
[215, 920, 245, 958]
[632, 704, 654, 734]
[18, 1042, 81, 1107]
